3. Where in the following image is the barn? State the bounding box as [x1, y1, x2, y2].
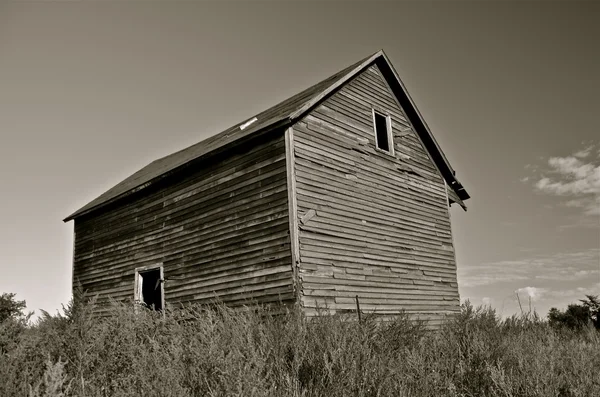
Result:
[64, 50, 470, 325]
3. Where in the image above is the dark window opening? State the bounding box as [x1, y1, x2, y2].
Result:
[374, 112, 391, 152]
[139, 269, 163, 311]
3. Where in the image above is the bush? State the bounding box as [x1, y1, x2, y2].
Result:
[0, 292, 27, 323]
[0, 297, 598, 396]
[548, 295, 600, 330]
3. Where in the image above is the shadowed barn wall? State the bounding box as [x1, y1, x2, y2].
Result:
[73, 131, 294, 313]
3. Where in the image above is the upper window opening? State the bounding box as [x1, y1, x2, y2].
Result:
[373, 110, 393, 154]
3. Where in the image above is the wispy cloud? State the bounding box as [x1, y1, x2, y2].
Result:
[459, 248, 600, 288]
[574, 145, 594, 159]
[460, 249, 599, 317]
[526, 143, 600, 216]
[535, 267, 600, 281]
[545, 283, 600, 300]
[556, 215, 600, 230]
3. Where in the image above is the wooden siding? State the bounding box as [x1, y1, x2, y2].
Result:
[73, 131, 294, 313]
[292, 65, 459, 326]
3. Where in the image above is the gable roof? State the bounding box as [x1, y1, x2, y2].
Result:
[64, 50, 469, 222]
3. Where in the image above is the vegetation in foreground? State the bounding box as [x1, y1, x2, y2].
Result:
[1, 293, 599, 397]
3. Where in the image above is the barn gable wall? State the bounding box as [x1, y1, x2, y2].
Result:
[292, 65, 459, 326]
[73, 130, 294, 313]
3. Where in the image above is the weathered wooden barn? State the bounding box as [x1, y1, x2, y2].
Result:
[64, 50, 470, 325]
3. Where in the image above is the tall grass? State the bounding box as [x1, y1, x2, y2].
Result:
[1, 299, 598, 396]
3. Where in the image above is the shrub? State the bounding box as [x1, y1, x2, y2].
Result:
[0, 292, 27, 323]
[548, 295, 600, 330]
[0, 297, 598, 396]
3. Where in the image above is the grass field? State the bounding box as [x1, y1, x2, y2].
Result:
[1, 299, 598, 397]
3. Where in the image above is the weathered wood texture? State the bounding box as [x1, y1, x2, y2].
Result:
[73, 131, 294, 313]
[293, 65, 459, 326]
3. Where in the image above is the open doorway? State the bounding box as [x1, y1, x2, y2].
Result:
[134, 265, 164, 311]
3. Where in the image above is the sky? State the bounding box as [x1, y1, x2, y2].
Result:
[0, 1, 598, 319]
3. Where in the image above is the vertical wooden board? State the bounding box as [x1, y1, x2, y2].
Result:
[294, 65, 460, 326]
[73, 130, 296, 313]
[285, 127, 301, 303]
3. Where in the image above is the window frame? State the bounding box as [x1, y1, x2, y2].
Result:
[372, 109, 395, 156]
[134, 263, 165, 311]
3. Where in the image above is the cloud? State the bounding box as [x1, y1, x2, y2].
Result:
[529, 144, 600, 216]
[516, 286, 546, 301]
[460, 250, 599, 317]
[535, 157, 599, 195]
[535, 266, 599, 281]
[565, 198, 590, 208]
[556, 215, 600, 230]
[459, 248, 600, 287]
[545, 283, 600, 300]
[564, 197, 600, 216]
[574, 145, 594, 159]
[459, 273, 529, 288]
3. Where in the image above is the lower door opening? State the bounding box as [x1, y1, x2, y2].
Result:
[135, 265, 164, 311]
